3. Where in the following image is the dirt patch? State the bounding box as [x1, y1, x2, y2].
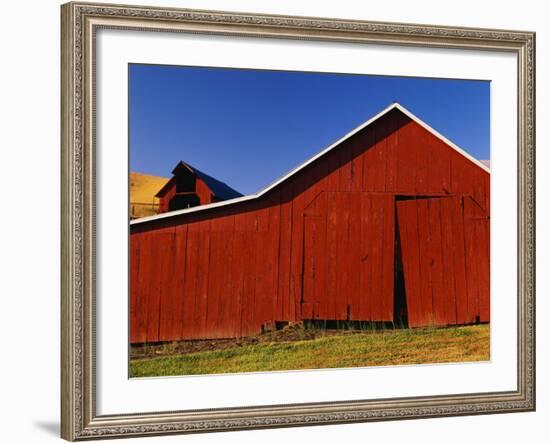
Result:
[130, 322, 381, 360]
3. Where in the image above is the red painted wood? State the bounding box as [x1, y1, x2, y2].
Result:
[361, 127, 377, 192]
[380, 194, 395, 320]
[254, 205, 271, 329]
[450, 198, 469, 325]
[396, 199, 423, 327]
[358, 193, 373, 320]
[182, 221, 199, 338]
[339, 141, 353, 192]
[130, 108, 491, 343]
[350, 134, 364, 192]
[217, 214, 236, 338]
[417, 200, 435, 326]
[239, 210, 258, 337]
[385, 116, 400, 193]
[325, 191, 339, 321]
[464, 196, 490, 323]
[303, 193, 327, 318]
[277, 185, 293, 321]
[129, 232, 141, 343]
[196, 177, 214, 204]
[194, 220, 211, 338]
[156, 180, 176, 213]
[157, 165, 227, 212]
[463, 197, 480, 323]
[144, 230, 164, 342]
[301, 192, 394, 322]
[348, 191, 362, 320]
[479, 203, 490, 323]
[440, 198, 459, 325]
[158, 225, 177, 341]
[335, 192, 351, 320]
[396, 122, 417, 193]
[397, 196, 482, 328]
[229, 215, 247, 337]
[289, 179, 307, 322]
[428, 199, 446, 326]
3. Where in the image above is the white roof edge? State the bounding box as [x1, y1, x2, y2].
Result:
[131, 102, 489, 226]
[392, 103, 491, 174]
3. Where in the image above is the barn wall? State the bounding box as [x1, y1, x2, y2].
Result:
[196, 177, 214, 204]
[157, 180, 176, 213]
[157, 173, 216, 214]
[130, 109, 490, 343]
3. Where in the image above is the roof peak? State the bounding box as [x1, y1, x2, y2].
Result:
[133, 102, 489, 225]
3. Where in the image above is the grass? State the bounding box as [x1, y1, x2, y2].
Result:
[129, 324, 489, 377]
[129, 172, 169, 218]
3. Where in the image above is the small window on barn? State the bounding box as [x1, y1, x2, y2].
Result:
[175, 171, 196, 193]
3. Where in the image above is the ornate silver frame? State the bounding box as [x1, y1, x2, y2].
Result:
[61, 2, 536, 440]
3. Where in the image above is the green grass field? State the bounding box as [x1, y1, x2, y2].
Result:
[130, 324, 489, 377]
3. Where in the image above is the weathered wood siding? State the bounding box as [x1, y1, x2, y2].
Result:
[130, 109, 490, 343]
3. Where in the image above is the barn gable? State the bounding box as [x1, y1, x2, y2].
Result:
[131, 103, 489, 226]
[155, 161, 242, 213]
[130, 103, 490, 343]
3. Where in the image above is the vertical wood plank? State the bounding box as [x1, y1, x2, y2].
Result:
[335, 192, 351, 319]
[440, 198, 458, 325]
[463, 197, 481, 323]
[183, 221, 199, 339]
[358, 193, 372, 320]
[361, 129, 376, 192]
[338, 141, 353, 192]
[369, 194, 384, 320]
[380, 194, 395, 321]
[385, 116, 399, 193]
[256, 206, 270, 329]
[170, 224, 188, 339]
[240, 211, 258, 336]
[451, 198, 469, 325]
[303, 193, 327, 318]
[218, 214, 236, 338]
[350, 136, 364, 192]
[231, 213, 247, 337]
[129, 231, 141, 344]
[158, 226, 178, 341]
[277, 185, 293, 321]
[194, 220, 211, 338]
[325, 191, 339, 320]
[348, 191, 362, 320]
[396, 200, 423, 327]
[145, 230, 163, 342]
[428, 199, 446, 326]
[289, 184, 304, 322]
[479, 204, 491, 323]
[396, 121, 417, 193]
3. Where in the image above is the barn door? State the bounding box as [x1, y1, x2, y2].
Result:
[396, 196, 467, 328]
[302, 192, 394, 322]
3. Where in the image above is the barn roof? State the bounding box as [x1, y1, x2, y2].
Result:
[155, 161, 243, 200]
[131, 102, 490, 226]
[188, 163, 243, 200]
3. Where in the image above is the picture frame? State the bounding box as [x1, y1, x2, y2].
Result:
[60, 1, 536, 440]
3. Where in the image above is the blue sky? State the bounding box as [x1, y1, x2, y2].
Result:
[129, 64, 490, 195]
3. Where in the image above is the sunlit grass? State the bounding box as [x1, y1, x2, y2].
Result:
[130, 324, 489, 377]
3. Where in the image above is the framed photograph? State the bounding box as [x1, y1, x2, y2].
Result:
[61, 1, 535, 440]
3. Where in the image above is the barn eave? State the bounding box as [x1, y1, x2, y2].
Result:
[131, 102, 489, 226]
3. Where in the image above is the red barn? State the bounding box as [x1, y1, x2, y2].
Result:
[130, 103, 490, 344]
[155, 160, 242, 212]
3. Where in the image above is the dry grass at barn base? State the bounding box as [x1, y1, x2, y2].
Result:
[129, 172, 169, 219]
[129, 324, 490, 377]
